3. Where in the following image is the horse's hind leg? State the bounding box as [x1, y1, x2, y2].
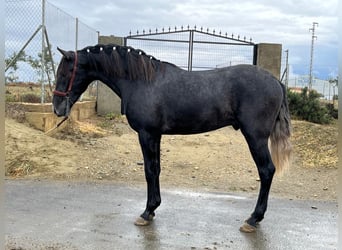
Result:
[135, 130, 162, 226]
[240, 134, 275, 233]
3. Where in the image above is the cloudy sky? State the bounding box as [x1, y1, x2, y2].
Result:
[48, 0, 339, 79]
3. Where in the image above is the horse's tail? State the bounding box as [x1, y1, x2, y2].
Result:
[270, 83, 292, 174]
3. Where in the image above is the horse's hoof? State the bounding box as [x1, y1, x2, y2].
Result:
[134, 215, 154, 226]
[134, 216, 150, 226]
[239, 222, 257, 233]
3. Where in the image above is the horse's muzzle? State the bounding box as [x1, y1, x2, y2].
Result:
[52, 96, 71, 117]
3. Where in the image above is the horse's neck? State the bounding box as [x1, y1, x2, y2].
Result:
[96, 73, 123, 98]
[96, 61, 181, 98]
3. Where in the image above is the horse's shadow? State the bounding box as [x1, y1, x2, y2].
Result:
[242, 226, 270, 250]
[136, 223, 161, 250]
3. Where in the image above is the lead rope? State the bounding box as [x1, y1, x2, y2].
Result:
[44, 116, 69, 136]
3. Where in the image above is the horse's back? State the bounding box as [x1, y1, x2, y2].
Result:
[171, 64, 283, 115]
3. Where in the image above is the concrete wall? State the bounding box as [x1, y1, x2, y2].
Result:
[256, 43, 282, 80]
[96, 36, 124, 115]
[99, 35, 124, 46]
[11, 101, 96, 132]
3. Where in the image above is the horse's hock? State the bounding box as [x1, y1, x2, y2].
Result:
[10, 101, 96, 132]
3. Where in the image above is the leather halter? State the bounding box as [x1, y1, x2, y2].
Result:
[53, 52, 78, 97]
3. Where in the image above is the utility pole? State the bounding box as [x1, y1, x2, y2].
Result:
[309, 22, 318, 91]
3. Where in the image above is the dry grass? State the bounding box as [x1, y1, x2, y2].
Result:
[291, 120, 337, 168]
[6, 155, 37, 177]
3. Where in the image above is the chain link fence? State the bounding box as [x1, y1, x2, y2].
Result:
[5, 0, 98, 103]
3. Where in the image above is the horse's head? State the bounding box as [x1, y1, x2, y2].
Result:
[53, 48, 91, 117]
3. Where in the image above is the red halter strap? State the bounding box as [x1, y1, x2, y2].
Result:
[53, 51, 78, 97]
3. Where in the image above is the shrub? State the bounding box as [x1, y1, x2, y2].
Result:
[5, 93, 17, 102]
[287, 87, 333, 124]
[326, 103, 338, 119]
[105, 112, 116, 120]
[20, 93, 41, 103]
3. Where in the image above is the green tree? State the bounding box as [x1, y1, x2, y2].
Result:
[26, 43, 55, 92]
[5, 51, 27, 83]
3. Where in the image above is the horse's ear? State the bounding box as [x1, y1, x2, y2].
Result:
[57, 47, 72, 60]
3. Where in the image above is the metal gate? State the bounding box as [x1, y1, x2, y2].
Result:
[125, 26, 256, 71]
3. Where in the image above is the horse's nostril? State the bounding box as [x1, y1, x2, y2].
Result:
[53, 107, 62, 117]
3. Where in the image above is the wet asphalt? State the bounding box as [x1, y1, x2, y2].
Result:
[5, 180, 337, 250]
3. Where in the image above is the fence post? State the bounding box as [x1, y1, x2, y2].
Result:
[255, 43, 282, 80]
[188, 30, 194, 71]
[75, 17, 79, 51]
[40, 0, 46, 103]
[96, 35, 124, 115]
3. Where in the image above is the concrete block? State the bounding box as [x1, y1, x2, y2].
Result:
[96, 82, 121, 115]
[12, 102, 53, 113]
[256, 43, 282, 79]
[25, 112, 57, 132]
[23, 101, 96, 132]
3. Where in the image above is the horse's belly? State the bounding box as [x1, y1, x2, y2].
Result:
[162, 111, 236, 135]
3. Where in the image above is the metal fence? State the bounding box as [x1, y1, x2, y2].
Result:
[5, 0, 98, 102]
[125, 26, 256, 71]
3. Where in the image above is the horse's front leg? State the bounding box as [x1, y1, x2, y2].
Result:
[134, 130, 162, 226]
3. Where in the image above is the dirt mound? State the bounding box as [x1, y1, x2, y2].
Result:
[292, 121, 337, 168]
[5, 119, 84, 178]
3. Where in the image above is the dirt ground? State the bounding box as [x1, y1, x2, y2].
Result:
[5, 114, 338, 201]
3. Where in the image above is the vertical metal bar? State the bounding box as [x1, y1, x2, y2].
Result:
[285, 49, 289, 88]
[76, 18, 82, 101]
[328, 81, 331, 101]
[44, 28, 55, 92]
[253, 44, 258, 65]
[75, 17, 79, 51]
[188, 30, 194, 71]
[44, 28, 55, 80]
[41, 0, 46, 103]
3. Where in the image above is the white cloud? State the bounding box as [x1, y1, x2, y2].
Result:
[47, 0, 338, 47]
[21, 0, 339, 79]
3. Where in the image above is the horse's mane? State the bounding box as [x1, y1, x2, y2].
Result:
[81, 44, 167, 82]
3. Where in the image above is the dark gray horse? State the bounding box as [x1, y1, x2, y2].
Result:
[53, 44, 292, 233]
